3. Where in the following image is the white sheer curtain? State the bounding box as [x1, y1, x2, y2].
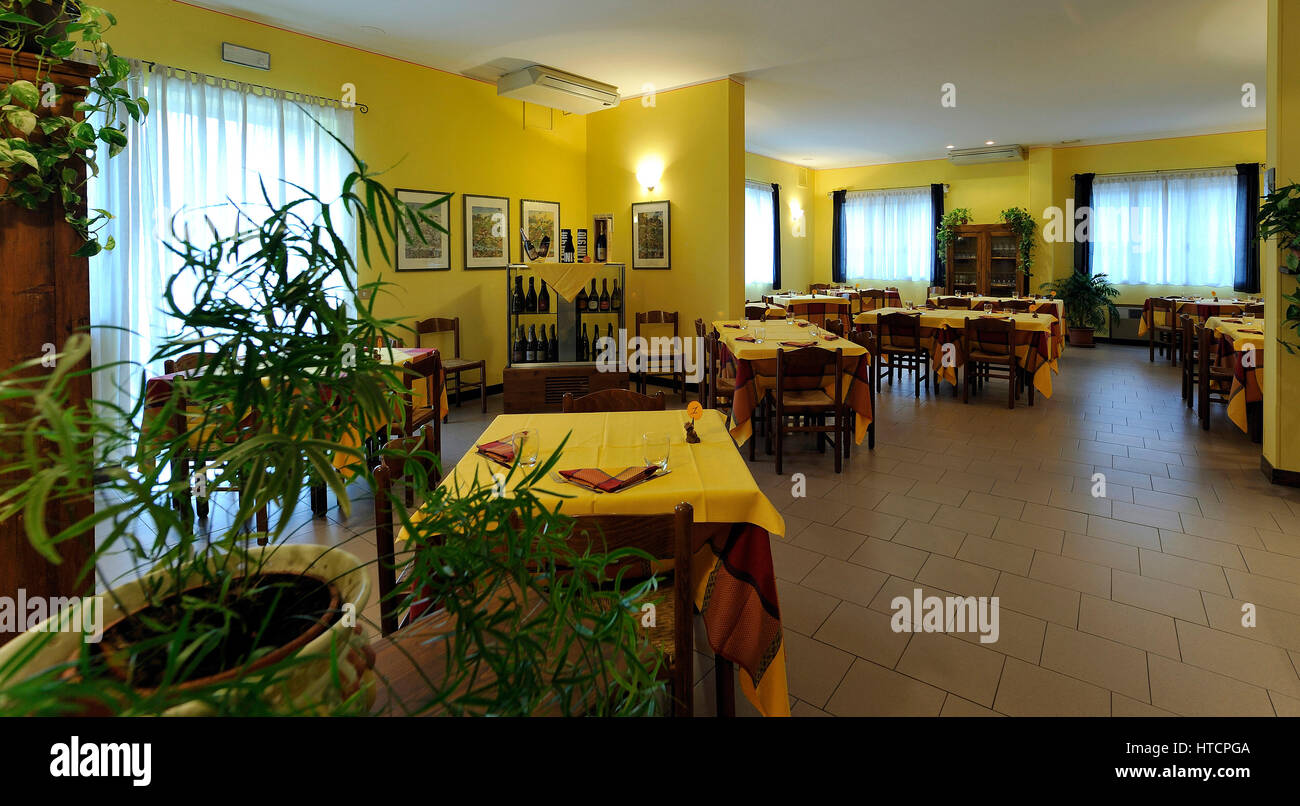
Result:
[745, 180, 776, 299]
[842, 186, 932, 282]
[88, 61, 356, 416]
[1091, 168, 1237, 286]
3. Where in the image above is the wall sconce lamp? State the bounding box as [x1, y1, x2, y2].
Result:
[636, 158, 664, 192]
[789, 200, 806, 238]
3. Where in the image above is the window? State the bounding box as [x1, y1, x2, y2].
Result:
[842, 186, 933, 282]
[745, 180, 776, 294]
[1090, 168, 1237, 286]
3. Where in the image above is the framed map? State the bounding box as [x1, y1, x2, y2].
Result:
[520, 198, 560, 264]
[632, 200, 670, 269]
[395, 188, 452, 271]
[463, 194, 509, 269]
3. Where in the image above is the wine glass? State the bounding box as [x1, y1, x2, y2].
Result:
[1244, 312, 1256, 326]
[643, 432, 670, 472]
[512, 429, 539, 467]
[808, 325, 819, 339]
[753, 325, 766, 343]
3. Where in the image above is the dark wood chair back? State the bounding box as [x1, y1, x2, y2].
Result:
[373, 424, 438, 636]
[1150, 298, 1177, 329]
[808, 283, 831, 294]
[861, 289, 888, 310]
[878, 312, 923, 350]
[744, 303, 769, 320]
[164, 351, 215, 375]
[1244, 302, 1265, 317]
[963, 315, 1016, 358]
[636, 310, 679, 335]
[938, 297, 970, 309]
[998, 299, 1032, 312]
[824, 318, 845, 337]
[562, 388, 667, 412]
[415, 317, 461, 357]
[401, 351, 441, 435]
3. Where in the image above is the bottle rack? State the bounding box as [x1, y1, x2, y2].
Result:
[504, 262, 626, 368]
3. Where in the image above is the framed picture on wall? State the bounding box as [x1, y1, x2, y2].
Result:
[520, 198, 560, 263]
[462, 194, 510, 269]
[395, 188, 452, 271]
[632, 200, 670, 269]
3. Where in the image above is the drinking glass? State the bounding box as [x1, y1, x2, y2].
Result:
[983, 303, 993, 313]
[785, 310, 794, 325]
[808, 325, 819, 339]
[906, 300, 915, 310]
[1244, 313, 1256, 326]
[512, 428, 539, 467]
[643, 432, 670, 472]
[754, 325, 766, 343]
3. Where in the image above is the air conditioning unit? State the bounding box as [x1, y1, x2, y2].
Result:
[947, 144, 1026, 165]
[497, 65, 620, 114]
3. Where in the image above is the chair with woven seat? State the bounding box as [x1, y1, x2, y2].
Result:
[875, 312, 929, 396]
[635, 310, 685, 401]
[373, 424, 439, 636]
[962, 316, 1022, 409]
[772, 346, 845, 474]
[1197, 321, 1233, 431]
[1148, 298, 1179, 365]
[1244, 302, 1265, 317]
[562, 388, 666, 412]
[415, 317, 486, 414]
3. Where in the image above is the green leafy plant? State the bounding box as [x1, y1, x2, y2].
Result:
[936, 207, 970, 254]
[1258, 181, 1300, 352]
[1039, 272, 1120, 331]
[2, 0, 148, 256]
[1000, 206, 1036, 275]
[0, 123, 662, 715]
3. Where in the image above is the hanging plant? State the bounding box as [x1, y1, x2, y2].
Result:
[1259, 181, 1300, 351]
[1, 1, 148, 256]
[936, 207, 971, 253]
[1000, 206, 1036, 275]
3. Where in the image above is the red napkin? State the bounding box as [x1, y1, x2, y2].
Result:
[794, 321, 811, 328]
[1239, 328, 1264, 335]
[723, 323, 743, 328]
[734, 335, 757, 343]
[476, 438, 515, 465]
[559, 466, 659, 493]
[780, 340, 816, 348]
[979, 315, 1011, 320]
[821, 334, 837, 341]
[1220, 318, 1243, 323]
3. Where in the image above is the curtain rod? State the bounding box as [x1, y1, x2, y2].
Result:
[826, 183, 948, 197]
[1071, 163, 1258, 180]
[137, 59, 368, 113]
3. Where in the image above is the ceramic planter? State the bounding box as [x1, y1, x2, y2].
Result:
[1067, 326, 1096, 348]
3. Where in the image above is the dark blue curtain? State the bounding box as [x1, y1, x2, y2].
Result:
[1235, 163, 1260, 293]
[770, 182, 782, 288]
[831, 189, 847, 284]
[930, 183, 944, 286]
[1073, 173, 1094, 274]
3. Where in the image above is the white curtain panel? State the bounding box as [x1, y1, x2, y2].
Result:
[1091, 168, 1237, 286]
[843, 186, 932, 282]
[88, 61, 356, 420]
[744, 180, 775, 299]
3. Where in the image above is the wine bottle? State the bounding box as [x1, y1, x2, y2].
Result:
[513, 275, 525, 313]
[526, 277, 537, 313]
[579, 323, 589, 361]
[587, 279, 598, 312]
[512, 325, 525, 364]
[525, 325, 537, 362]
[575, 283, 588, 311]
[599, 279, 610, 312]
[549, 325, 558, 362]
[595, 228, 607, 262]
[539, 327, 550, 363]
[538, 280, 550, 313]
[606, 323, 613, 342]
[611, 279, 621, 311]
[562, 230, 575, 263]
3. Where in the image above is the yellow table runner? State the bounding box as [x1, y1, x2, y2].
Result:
[1205, 316, 1266, 434]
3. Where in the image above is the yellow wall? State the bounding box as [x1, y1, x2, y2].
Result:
[101, 0, 589, 385]
[744, 152, 815, 295]
[586, 79, 745, 336]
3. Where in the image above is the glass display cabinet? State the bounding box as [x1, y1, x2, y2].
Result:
[944, 223, 1027, 297]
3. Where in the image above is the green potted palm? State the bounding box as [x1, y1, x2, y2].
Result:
[1258, 181, 1300, 352]
[1039, 272, 1120, 347]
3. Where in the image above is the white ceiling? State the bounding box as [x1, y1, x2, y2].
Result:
[190, 0, 1267, 168]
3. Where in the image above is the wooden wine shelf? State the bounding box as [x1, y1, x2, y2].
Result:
[503, 365, 630, 413]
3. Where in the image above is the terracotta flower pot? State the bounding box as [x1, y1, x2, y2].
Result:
[1068, 326, 1096, 348]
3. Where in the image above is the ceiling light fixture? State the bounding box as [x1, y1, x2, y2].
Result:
[946, 144, 954, 149]
[985, 140, 996, 145]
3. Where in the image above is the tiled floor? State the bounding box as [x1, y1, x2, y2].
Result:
[97, 342, 1300, 716]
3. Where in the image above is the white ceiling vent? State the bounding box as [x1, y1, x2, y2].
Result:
[497, 65, 620, 114]
[946, 144, 1026, 165]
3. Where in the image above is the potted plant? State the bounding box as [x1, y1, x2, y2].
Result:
[1257, 181, 1300, 352]
[1000, 206, 1036, 276]
[936, 207, 971, 255]
[0, 128, 664, 715]
[1039, 272, 1120, 347]
[2, 0, 148, 256]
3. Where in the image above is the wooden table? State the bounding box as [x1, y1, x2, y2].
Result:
[423, 409, 790, 716]
[855, 307, 1059, 397]
[1205, 316, 1265, 441]
[712, 319, 874, 446]
[929, 296, 1066, 355]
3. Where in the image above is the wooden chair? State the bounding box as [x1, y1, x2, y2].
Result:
[390, 352, 443, 453]
[635, 311, 685, 401]
[1148, 298, 1179, 365]
[562, 388, 666, 412]
[702, 331, 735, 415]
[997, 299, 1033, 312]
[876, 312, 929, 396]
[1244, 302, 1265, 317]
[772, 347, 844, 474]
[1180, 314, 1199, 409]
[373, 424, 439, 636]
[744, 303, 770, 320]
[563, 504, 698, 716]
[938, 297, 970, 309]
[848, 329, 877, 452]
[808, 283, 831, 294]
[415, 317, 486, 413]
[823, 318, 845, 337]
[962, 316, 1021, 409]
[860, 289, 888, 311]
[163, 351, 215, 374]
[1197, 322, 1233, 431]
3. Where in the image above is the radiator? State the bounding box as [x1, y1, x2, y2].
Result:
[1105, 304, 1145, 341]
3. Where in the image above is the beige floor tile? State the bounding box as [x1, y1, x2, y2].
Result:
[1062, 532, 1141, 574]
[1030, 551, 1111, 598]
[1040, 623, 1150, 702]
[963, 491, 1027, 520]
[957, 534, 1035, 575]
[1225, 568, 1300, 616]
[790, 700, 833, 717]
[895, 631, 1006, 707]
[1111, 501, 1184, 531]
[781, 630, 854, 708]
[1112, 569, 1207, 624]
[1136, 548, 1230, 595]
[932, 504, 998, 538]
[905, 481, 962, 507]
[769, 538, 824, 583]
[813, 600, 913, 668]
[940, 695, 1003, 716]
[1201, 591, 1300, 653]
[1269, 690, 1300, 716]
[877, 492, 942, 522]
[893, 519, 966, 556]
[1018, 468, 1076, 493]
[1113, 693, 1175, 716]
[1132, 488, 1202, 515]
[834, 505, 906, 540]
[1157, 530, 1247, 571]
[994, 573, 1080, 626]
[990, 518, 1065, 553]
[1240, 546, 1300, 584]
[848, 536, 929, 578]
[938, 468, 996, 494]
[993, 478, 1056, 504]
[782, 497, 851, 526]
[1086, 516, 1161, 550]
[821, 483, 890, 511]
[856, 471, 917, 495]
[824, 658, 946, 716]
[1147, 653, 1275, 716]
[1020, 503, 1090, 534]
[802, 556, 889, 607]
[1174, 620, 1300, 697]
[952, 604, 1047, 664]
[790, 523, 868, 559]
[1257, 529, 1300, 558]
[1078, 594, 1181, 659]
[993, 657, 1110, 716]
[916, 554, 1000, 597]
[775, 581, 839, 636]
[1177, 514, 1265, 547]
[1047, 488, 1113, 517]
[1195, 500, 1281, 531]
[868, 575, 956, 616]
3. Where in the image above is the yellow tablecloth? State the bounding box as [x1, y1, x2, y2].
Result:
[428, 409, 790, 716]
[1138, 298, 1254, 336]
[334, 347, 450, 470]
[1205, 316, 1266, 434]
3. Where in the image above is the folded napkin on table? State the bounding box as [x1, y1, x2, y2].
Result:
[979, 315, 1012, 320]
[722, 323, 743, 328]
[1239, 328, 1264, 335]
[821, 334, 837, 341]
[1220, 318, 1243, 323]
[559, 466, 659, 493]
[476, 438, 515, 464]
[780, 340, 816, 348]
[734, 335, 757, 343]
[794, 321, 811, 328]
